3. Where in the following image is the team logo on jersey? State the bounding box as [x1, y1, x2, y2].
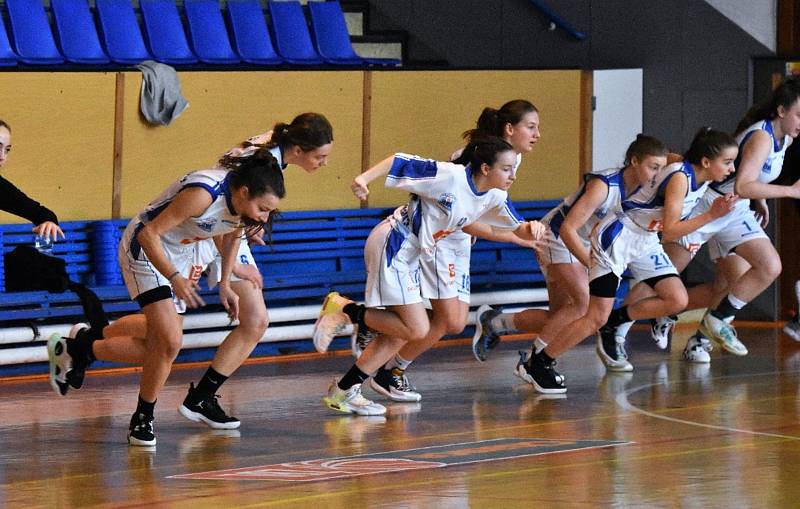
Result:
[437, 193, 456, 212]
[456, 217, 467, 227]
[195, 218, 218, 232]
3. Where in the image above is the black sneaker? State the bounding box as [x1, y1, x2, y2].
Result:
[471, 304, 503, 362]
[513, 350, 566, 394]
[66, 323, 95, 389]
[178, 383, 241, 430]
[595, 325, 633, 372]
[351, 323, 379, 358]
[369, 367, 422, 402]
[128, 412, 156, 447]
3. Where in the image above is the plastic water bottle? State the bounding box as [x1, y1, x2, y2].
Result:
[34, 234, 53, 255]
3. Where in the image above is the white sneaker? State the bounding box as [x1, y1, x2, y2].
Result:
[700, 312, 748, 356]
[47, 333, 71, 396]
[369, 367, 422, 402]
[595, 326, 633, 372]
[683, 333, 712, 363]
[312, 292, 353, 353]
[783, 318, 800, 342]
[323, 381, 386, 416]
[650, 316, 676, 350]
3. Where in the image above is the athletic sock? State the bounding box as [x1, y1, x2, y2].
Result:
[343, 303, 366, 324]
[711, 294, 745, 320]
[196, 367, 228, 396]
[384, 353, 412, 371]
[605, 306, 632, 328]
[533, 337, 548, 354]
[338, 364, 370, 391]
[136, 395, 156, 418]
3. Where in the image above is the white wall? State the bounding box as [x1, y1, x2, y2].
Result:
[592, 69, 643, 172]
[705, 0, 776, 51]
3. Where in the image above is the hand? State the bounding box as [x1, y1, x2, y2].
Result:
[708, 193, 739, 219]
[233, 263, 263, 290]
[511, 235, 540, 250]
[351, 175, 369, 201]
[219, 283, 239, 321]
[752, 198, 769, 227]
[247, 228, 266, 246]
[528, 220, 547, 241]
[170, 275, 206, 308]
[32, 221, 65, 242]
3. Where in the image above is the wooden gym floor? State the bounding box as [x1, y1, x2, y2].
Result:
[1, 323, 799, 508]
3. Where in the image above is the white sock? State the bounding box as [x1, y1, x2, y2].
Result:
[385, 353, 412, 371]
[533, 337, 548, 354]
[616, 320, 634, 338]
[728, 293, 747, 310]
[490, 312, 517, 334]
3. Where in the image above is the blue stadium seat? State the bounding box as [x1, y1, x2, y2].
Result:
[308, 1, 400, 67]
[95, 0, 152, 64]
[140, 0, 198, 65]
[0, 16, 19, 66]
[226, 0, 283, 65]
[51, 0, 110, 64]
[184, 0, 240, 64]
[6, 0, 65, 65]
[268, 1, 323, 65]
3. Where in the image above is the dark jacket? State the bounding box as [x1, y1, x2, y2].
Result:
[0, 174, 58, 225]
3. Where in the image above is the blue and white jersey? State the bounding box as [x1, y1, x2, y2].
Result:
[544, 167, 628, 240]
[446, 152, 522, 245]
[386, 153, 523, 257]
[617, 161, 708, 233]
[711, 120, 789, 195]
[133, 169, 243, 249]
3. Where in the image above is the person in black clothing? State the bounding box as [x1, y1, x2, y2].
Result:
[0, 120, 63, 242]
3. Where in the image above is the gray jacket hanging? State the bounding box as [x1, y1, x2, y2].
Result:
[135, 60, 189, 126]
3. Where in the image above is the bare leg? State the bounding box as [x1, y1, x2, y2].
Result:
[545, 296, 616, 358]
[138, 299, 184, 402]
[534, 263, 590, 341]
[363, 303, 430, 343]
[209, 280, 268, 376]
[398, 298, 468, 361]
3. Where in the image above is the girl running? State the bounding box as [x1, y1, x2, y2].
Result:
[313, 137, 546, 415]
[49, 148, 286, 446]
[521, 128, 737, 393]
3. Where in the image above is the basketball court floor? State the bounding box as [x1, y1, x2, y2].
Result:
[1, 324, 799, 508]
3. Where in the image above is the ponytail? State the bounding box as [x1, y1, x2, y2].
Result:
[461, 99, 537, 143]
[735, 77, 800, 135]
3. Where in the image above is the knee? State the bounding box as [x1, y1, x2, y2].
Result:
[152, 332, 183, 361]
[445, 316, 468, 335]
[406, 323, 430, 343]
[239, 312, 269, 340]
[571, 292, 590, 316]
[670, 290, 689, 314]
[584, 311, 609, 332]
[763, 256, 782, 281]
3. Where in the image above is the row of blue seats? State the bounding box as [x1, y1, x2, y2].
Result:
[0, 201, 555, 323]
[0, 0, 400, 67]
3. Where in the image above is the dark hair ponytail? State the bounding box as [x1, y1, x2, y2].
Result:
[461, 99, 537, 143]
[268, 112, 333, 152]
[222, 147, 286, 243]
[454, 136, 514, 175]
[735, 77, 800, 135]
[624, 134, 669, 166]
[683, 127, 737, 164]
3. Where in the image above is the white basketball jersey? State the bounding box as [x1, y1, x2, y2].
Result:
[134, 169, 243, 247]
[386, 154, 523, 257]
[546, 167, 627, 240]
[618, 161, 708, 232]
[711, 120, 790, 194]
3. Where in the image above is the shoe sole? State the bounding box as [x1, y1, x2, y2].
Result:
[471, 305, 492, 362]
[513, 365, 567, 394]
[322, 396, 386, 416]
[700, 323, 748, 356]
[683, 353, 711, 364]
[178, 404, 241, 430]
[128, 433, 157, 447]
[46, 334, 69, 397]
[368, 378, 422, 402]
[595, 338, 633, 372]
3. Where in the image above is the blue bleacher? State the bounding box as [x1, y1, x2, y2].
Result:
[0, 14, 19, 66]
[0, 200, 557, 323]
[51, 0, 110, 64]
[5, 0, 65, 64]
[184, 0, 241, 64]
[139, 0, 199, 65]
[95, 0, 153, 65]
[226, 0, 284, 65]
[268, 0, 324, 65]
[308, 1, 400, 67]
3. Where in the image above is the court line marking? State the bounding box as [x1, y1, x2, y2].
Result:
[616, 369, 800, 441]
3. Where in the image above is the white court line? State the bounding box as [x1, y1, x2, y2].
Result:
[615, 369, 800, 441]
